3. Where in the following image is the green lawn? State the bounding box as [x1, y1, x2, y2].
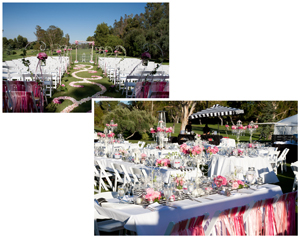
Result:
[44, 63, 125, 112]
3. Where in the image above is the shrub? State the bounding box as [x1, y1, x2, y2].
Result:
[141, 133, 149, 141]
[12, 51, 17, 55]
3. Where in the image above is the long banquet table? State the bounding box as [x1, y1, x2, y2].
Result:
[208, 155, 279, 183]
[94, 184, 282, 235]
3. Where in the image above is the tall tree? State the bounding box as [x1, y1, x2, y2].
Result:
[179, 101, 197, 132]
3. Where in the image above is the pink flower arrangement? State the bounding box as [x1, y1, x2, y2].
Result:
[248, 143, 253, 148]
[156, 158, 170, 167]
[206, 146, 219, 155]
[247, 125, 252, 129]
[238, 126, 244, 130]
[141, 153, 147, 158]
[104, 50, 108, 53]
[243, 126, 247, 130]
[64, 48, 67, 51]
[173, 174, 185, 190]
[150, 128, 157, 134]
[57, 50, 61, 54]
[61, 84, 65, 87]
[214, 175, 227, 187]
[232, 126, 236, 130]
[114, 50, 118, 53]
[180, 144, 204, 156]
[229, 179, 245, 189]
[107, 133, 115, 138]
[254, 125, 258, 129]
[37, 52, 48, 61]
[144, 188, 161, 202]
[156, 127, 164, 132]
[165, 127, 173, 133]
[97, 132, 106, 138]
[75, 40, 78, 45]
[238, 149, 243, 156]
[68, 48, 72, 51]
[225, 125, 229, 128]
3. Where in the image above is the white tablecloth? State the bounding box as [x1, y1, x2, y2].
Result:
[208, 155, 279, 183]
[94, 184, 282, 235]
[95, 157, 198, 183]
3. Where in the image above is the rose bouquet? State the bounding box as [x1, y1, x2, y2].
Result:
[37, 52, 48, 63]
[150, 128, 157, 134]
[97, 132, 106, 138]
[107, 133, 115, 138]
[155, 158, 170, 167]
[56, 50, 62, 54]
[206, 146, 219, 155]
[144, 188, 161, 203]
[214, 175, 227, 188]
[173, 174, 185, 190]
[228, 179, 245, 190]
[180, 144, 204, 156]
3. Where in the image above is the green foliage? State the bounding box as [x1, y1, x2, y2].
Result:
[102, 107, 156, 139]
[141, 133, 149, 141]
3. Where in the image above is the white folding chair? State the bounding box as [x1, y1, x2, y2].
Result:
[94, 160, 114, 193]
[129, 167, 148, 183]
[111, 163, 132, 191]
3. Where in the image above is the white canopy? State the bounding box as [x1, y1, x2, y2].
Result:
[274, 114, 298, 135]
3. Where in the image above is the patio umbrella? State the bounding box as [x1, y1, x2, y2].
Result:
[189, 104, 244, 133]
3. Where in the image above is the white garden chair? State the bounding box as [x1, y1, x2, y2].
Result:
[94, 160, 113, 193]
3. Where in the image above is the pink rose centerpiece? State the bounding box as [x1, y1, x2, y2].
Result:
[228, 179, 245, 190]
[206, 146, 219, 155]
[173, 174, 185, 190]
[180, 143, 204, 156]
[107, 132, 115, 138]
[214, 175, 227, 188]
[56, 50, 61, 54]
[144, 188, 161, 203]
[97, 132, 106, 138]
[156, 158, 170, 167]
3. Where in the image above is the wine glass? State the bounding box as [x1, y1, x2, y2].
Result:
[118, 186, 125, 203]
[164, 188, 172, 206]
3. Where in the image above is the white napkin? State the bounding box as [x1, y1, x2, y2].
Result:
[231, 191, 243, 196]
[238, 189, 255, 194]
[147, 202, 169, 211]
[250, 185, 266, 190]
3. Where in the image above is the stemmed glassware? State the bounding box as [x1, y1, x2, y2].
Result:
[117, 186, 125, 203]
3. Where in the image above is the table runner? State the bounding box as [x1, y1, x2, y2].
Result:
[94, 184, 282, 235]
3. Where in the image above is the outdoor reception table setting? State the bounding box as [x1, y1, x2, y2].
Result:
[94, 184, 283, 235]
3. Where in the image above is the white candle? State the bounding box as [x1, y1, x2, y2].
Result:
[136, 197, 142, 204]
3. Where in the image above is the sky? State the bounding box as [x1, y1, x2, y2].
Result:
[2, 2, 147, 43]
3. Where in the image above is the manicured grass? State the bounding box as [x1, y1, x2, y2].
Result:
[44, 63, 125, 112]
